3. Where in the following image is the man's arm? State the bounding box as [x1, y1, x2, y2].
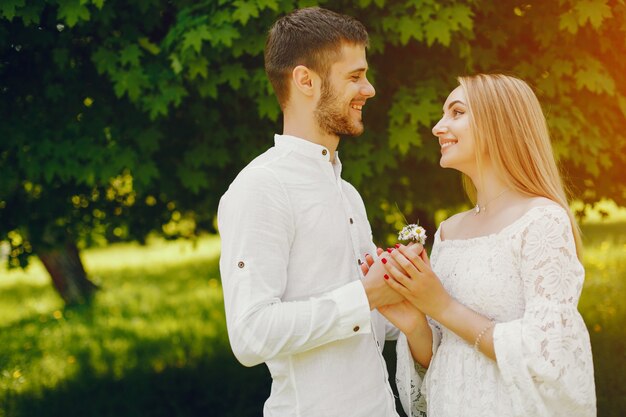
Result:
[219, 167, 374, 367]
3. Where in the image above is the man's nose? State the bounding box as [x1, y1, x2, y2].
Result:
[361, 78, 375, 98]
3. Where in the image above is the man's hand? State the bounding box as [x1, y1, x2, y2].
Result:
[361, 243, 423, 310]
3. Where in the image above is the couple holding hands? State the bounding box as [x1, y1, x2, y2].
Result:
[218, 7, 596, 417]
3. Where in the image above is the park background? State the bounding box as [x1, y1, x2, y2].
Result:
[1, 0, 625, 416]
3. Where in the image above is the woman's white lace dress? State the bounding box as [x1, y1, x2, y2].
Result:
[396, 205, 596, 417]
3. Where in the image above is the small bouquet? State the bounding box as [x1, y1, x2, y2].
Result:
[398, 223, 427, 245]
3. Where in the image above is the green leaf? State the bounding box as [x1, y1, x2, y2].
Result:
[256, 94, 280, 121]
[133, 161, 159, 186]
[160, 83, 188, 107]
[558, 11, 579, 34]
[183, 25, 212, 53]
[387, 87, 440, 155]
[219, 63, 247, 90]
[119, 44, 142, 67]
[183, 143, 212, 169]
[424, 19, 451, 46]
[448, 4, 473, 31]
[257, 0, 279, 11]
[91, 0, 105, 9]
[14, 2, 43, 25]
[112, 68, 149, 101]
[575, 68, 615, 95]
[573, 56, 615, 95]
[188, 56, 209, 79]
[551, 59, 574, 78]
[144, 95, 169, 120]
[211, 25, 240, 47]
[232, 1, 259, 25]
[395, 16, 423, 45]
[177, 165, 206, 194]
[138, 37, 160, 55]
[389, 124, 421, 155]
[57, 0, 91, 27]
[198, 79, 218, 99]
[0, 0, 25, 20]
[92, 47, 118, 75]
[575, 0, 612, 29]
[169, 53, 183, 74]
[144, 94, 170, 119]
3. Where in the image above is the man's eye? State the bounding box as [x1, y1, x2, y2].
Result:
[351, 75, 360, 81]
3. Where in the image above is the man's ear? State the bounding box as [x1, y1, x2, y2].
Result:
[291, 65, 317, 97]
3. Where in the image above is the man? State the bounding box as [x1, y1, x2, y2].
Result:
[218, 7, 408, 417]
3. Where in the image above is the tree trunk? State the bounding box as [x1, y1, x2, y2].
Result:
[38, 243, 98, 305]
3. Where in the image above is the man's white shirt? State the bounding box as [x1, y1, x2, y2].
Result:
[218, 134, 399, 417]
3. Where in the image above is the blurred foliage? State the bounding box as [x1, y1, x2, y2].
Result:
[0, 235, 272, 417]
[0, 227, 625, 416]
[1, 0, 625, 269]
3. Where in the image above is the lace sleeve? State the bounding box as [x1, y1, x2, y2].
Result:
[396, 320, 441, 417]
[492, 206, 596, 417]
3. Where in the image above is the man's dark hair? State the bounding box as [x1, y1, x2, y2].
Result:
[264, 7, 369, 109]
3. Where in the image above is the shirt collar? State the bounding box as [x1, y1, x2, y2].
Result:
[274, 134, 340, 164]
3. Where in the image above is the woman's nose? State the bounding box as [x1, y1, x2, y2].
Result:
[432, 120, 447, 137]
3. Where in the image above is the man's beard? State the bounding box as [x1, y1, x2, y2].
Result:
[314, 79, 364, 137]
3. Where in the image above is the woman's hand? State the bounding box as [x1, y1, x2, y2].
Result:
[360, 244, 424, 308]
[381, 244, 454, 320]
[362, 246, 428, 335]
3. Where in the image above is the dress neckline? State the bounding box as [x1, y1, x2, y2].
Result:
[437, 204, 562, 244]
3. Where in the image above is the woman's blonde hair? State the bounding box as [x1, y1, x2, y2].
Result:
[458, 73, 583, 257]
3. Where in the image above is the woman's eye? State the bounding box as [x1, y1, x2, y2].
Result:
[453, 109, 464, 116]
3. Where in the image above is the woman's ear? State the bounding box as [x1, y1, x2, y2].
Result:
[291, 65, 317, 97]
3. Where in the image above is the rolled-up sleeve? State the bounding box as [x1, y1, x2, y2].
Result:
[493, 207, 596, 417]
[218, 167, 371, 367]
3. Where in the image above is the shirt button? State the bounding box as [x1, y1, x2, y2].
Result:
[353, 325, 360, 332]
[237, 261, 245, 268]
[322, 149, 327, 156]
[349, 218, 354, 224]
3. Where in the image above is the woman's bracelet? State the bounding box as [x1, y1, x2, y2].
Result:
[473, 321, 495, 352]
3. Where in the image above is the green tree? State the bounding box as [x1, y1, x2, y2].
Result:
[1, 0, 624, 303]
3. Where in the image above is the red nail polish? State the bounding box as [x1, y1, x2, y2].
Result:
[384, 274, 389, 280]
[386, 248, 393, 253]
[381, 258, 387, 264]
[394, 244, 400, 248]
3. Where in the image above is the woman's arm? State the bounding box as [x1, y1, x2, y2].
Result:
[381, 246, 497, 361]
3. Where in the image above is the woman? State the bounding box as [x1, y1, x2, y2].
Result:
[377, 74, 596, 417]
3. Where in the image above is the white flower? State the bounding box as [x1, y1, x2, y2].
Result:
[398, 224, 427, 245]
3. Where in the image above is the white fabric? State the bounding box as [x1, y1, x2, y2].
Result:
[396, 205, 596, 417]
[219, 134, 399, 417]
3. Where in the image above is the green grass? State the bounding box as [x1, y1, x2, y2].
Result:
[1, 218, 625, 417]
[0, 236, 270, 417]
[578, 221, 626, 417]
